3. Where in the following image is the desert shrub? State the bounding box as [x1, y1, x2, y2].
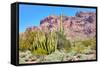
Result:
[19, 37, 29, 51]
[72, 41, 86, 53]
[89, 38, 96, 50]
[31, 48, 48, 56]
[81, 38, 96, 50]
[43, 50, 66, 62]
[81, 39, 91, 47]
[71, 37, 96, 54]
[19, 30, 38, 51]
[56, 31, 71, 51]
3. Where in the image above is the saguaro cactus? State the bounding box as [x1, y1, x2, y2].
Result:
[56, 13, 71, 51]
[60, 14, 63, 32]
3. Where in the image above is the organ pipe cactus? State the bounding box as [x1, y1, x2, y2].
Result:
[30, 30, 57, 56]
[46, 32, 58, 54]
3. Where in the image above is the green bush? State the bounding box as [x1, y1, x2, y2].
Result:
[72, 42, 86, 53]
[56, 31, 71, 51]
[19, 37, 29, 51]
[71, 37, 96, 54]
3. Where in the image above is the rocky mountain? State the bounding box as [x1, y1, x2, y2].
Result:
[25, 12, 96, 40]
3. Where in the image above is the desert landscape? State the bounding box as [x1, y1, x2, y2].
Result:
[19, 11, 96, 64]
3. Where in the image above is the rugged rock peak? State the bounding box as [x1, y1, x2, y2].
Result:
[24, 12, 96, 40]
[40, 12, 96, 26]
[75, 11, 96, 18]
[48, 15, 58, 18]
[40, 15, 58, 25]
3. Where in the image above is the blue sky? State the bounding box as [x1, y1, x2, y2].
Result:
[19, 4, 96, 32]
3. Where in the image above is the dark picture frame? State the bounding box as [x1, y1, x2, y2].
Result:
[11, 2, 98, 66]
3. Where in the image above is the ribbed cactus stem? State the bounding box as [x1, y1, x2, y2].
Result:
[60, 14, 63, 33]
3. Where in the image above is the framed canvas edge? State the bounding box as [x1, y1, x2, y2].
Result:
[11, 2, 98, 66]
